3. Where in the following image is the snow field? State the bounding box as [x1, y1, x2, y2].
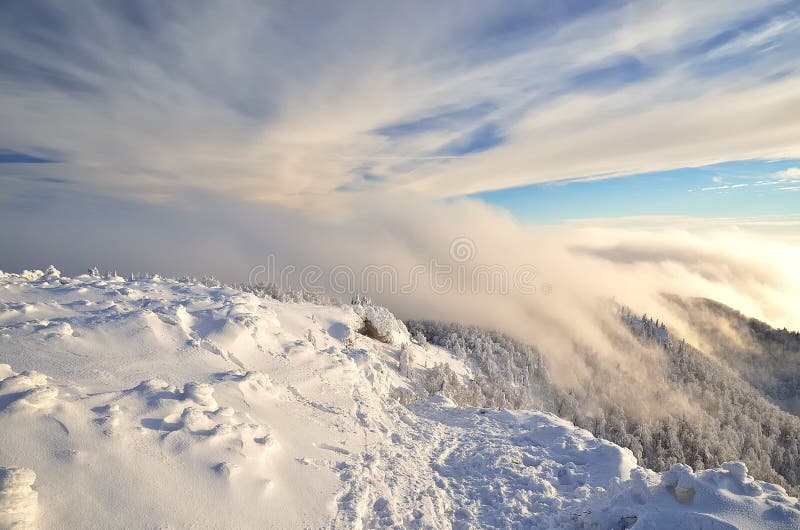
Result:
[0, 268, 798, 529]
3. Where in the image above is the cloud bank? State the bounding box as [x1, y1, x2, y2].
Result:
[2, 187, 797, 342]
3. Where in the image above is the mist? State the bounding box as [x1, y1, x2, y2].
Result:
[3, 187, 798, 383]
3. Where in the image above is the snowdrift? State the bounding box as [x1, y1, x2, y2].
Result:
[0, 268, 798, 529]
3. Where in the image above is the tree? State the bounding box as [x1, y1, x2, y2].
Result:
[399, 343, 414, 380]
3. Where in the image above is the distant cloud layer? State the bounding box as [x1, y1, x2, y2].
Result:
[1, 0, 799, 205]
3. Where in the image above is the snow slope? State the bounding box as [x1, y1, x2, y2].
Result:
[0, 268, 798, 529]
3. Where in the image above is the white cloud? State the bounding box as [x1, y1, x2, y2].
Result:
[775, 167, 800, 179]
[699, 183, 750, 191]
[0, 0, 798, 206]
[3, 189, 800, 379]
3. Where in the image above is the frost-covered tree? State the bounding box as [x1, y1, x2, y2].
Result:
[399, 343, 414, 380]
[412, 330, 429, 350]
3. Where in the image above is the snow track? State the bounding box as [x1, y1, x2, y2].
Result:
[332, 395, 639, 529]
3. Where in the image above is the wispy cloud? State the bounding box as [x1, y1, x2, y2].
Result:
[0, 0, 798, 206]
[699, 183, 750, 191]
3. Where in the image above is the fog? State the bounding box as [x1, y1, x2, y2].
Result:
[3, 188, 798, 368]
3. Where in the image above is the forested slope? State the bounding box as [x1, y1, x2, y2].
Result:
[408, 308, 800, 493]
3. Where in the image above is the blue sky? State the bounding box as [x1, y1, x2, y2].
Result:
[474, 159, 800, 223]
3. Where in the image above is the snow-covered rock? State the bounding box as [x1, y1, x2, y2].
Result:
[0, 269, 797, 529]
[352, 300, 410, 345]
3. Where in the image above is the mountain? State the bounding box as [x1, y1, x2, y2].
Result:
[0, 267, 798, 529]
[409, 306, 800, 495]
[664, 295, 800, 415]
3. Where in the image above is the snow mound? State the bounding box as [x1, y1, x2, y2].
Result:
[0, 467, 38, 529]
[0, 369, 59, 412]
[0, 268, 797, 529]
[98, 377, 278, 471]
[582, 461, 800, 529]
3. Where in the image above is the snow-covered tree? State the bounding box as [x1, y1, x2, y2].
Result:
[399, 343, 414, 380]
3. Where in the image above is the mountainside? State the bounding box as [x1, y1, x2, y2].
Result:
[1, 268, 799, 529]
[409, 307, 800, 495]
[664, 295, 800, 414]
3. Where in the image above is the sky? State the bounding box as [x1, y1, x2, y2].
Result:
[475, 158, 800, 223]
[1, 0, 799, 215]
[1, 0, 800, 337]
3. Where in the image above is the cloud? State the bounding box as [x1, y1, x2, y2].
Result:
[775, 167, 800, 178]
[0, 0, 798, 205]
[3, 182, 799, 344]
[3, 185, 800, 409]
[699, 183, 749, 191]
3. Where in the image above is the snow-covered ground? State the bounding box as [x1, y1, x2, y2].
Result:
[0, 268, 798, 529]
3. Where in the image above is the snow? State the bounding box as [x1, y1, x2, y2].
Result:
[0, 268, 798, 529]
[351, 301, 410, 346]
[0, 467, 38, 529]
